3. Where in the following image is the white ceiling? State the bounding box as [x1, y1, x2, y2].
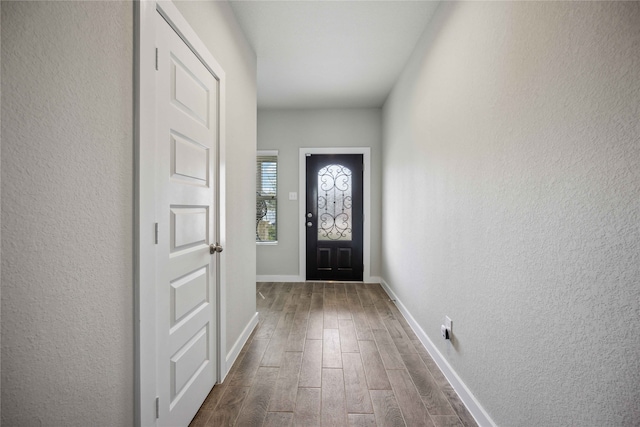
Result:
[229, 0, 440, 109]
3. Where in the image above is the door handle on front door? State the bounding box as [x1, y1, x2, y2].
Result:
[209, 243, 223, 254]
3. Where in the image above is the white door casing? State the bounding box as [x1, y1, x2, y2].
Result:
[136, 2, 227, 426]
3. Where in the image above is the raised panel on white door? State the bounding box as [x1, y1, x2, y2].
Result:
[171, 131, 209, 186]
[171, 54, 210, 127]
[170, 325, 210, 405]
[170, 266, 209, 328]
[170, 206, 209, 252]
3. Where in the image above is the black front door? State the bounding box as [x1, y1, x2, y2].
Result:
[306, 154, 363, 281]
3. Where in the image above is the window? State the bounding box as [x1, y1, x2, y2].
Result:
[256, 151, 278, 242]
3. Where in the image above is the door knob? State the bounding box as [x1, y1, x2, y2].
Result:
[209, 243, 223, 254]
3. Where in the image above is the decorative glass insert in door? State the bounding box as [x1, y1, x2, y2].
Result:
[317, 164, 352, 241]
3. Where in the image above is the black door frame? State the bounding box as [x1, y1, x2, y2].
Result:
[298, 147, 371, 282]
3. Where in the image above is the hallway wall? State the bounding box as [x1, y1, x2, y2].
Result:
[1, 2, 134, 425]
[1, 0, 257, 425]
[256, 108, 382, 279]
[382, 2, 640, 426]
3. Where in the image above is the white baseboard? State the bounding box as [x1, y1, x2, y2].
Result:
[366, 275, 383, 284]
[256, 275, 304, 283]
[379, 278, 496, 427]
[222, 311, 259, 382]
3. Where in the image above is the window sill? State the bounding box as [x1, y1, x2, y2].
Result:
[256, 241, 278, 246]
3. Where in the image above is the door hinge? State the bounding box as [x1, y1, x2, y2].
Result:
[155, 47, 158, 70]
[154, 223, 159, 244]
[155, 397, 160, 419]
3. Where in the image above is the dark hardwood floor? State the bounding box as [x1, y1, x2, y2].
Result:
[190, 282, 478, 427]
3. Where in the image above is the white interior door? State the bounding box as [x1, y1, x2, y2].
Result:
[155, 10, 219, 426]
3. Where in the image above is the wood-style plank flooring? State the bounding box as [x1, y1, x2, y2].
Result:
[190, 282, 478, 427]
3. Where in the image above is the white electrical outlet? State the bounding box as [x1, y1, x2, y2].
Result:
[441, 325, 450, 340]
[445, 316, 452, 332]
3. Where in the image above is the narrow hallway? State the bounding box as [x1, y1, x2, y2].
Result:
[191, 282, 477, 426]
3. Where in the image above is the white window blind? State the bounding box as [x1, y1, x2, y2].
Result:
[256, 152, 278, 242]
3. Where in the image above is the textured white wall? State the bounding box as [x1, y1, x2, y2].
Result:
[382, 2, 640, 426]
[1, 2, 134, 425]
[256, 109, 383, 278]
[174, 0, 258, 354]
[1, 0, 257, 424]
